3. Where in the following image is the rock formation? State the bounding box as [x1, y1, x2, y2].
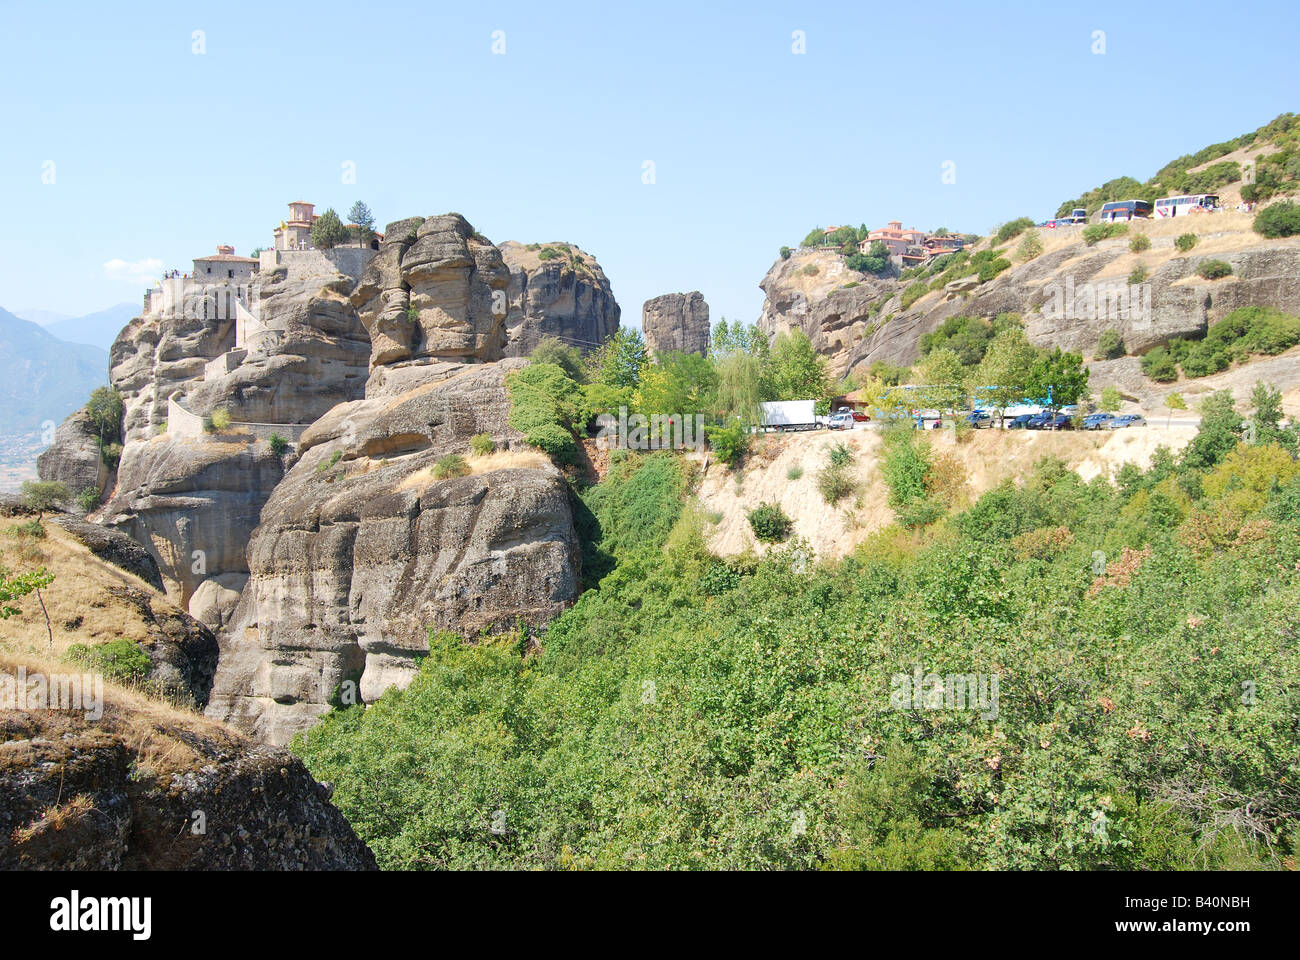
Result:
[35, 408, 108, 497]
[0, 706, 375, 870]
[642, 291, 710, 356]
[498, 241, 621, 356]
[758, 233, 1300, 379]
[207, 214, 583, 745]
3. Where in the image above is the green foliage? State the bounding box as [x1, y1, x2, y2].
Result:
[432, 454, 471, 479]
[469, 433, 495, 456]
[845, 240, 891, 275]
[1096, 329, 1126, 360]
[1015, 229, 1043, 261]
[747, 502, 793, 543]
[780, 245, 792, 260]
[1180, 390, 1242, 471]
[66, 639, 152, 682]
[537, 247, 563, 261]
[587, 328, 648, 390]
[1082, 223, 1129, 246]
[74, 486, 100, 513]
[768, 330, 831, 403]
[976, 256, 1012, 283]
[506, 363, 583, 461]
[531, 337, 586, 383]
[786, 465, 804, 481]
[1140, 346, 1180, 382]
[268, 433, 289, 456]
[1196, 259, 1233, 280]
[0, 565, 54, 619]
[294, 399, 1300, 870]
[1100, 385, 1123, 412]
[310, 208, 348, 249]
[1175, 232, 1198, 252]
[995, 218, 1035, 244]
[347, 201, 376, 246]
[1253, 200, 1300, 238]
[1129, 233, 1152, 253]
[900, 282, 928, 310]
[210, 407, 232, 431]
[20, 480, 68, 518]
[705, 422, 749, 467]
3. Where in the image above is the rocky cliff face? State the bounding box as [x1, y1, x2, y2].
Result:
[498, 241, 620, 356]
[643, 291, 710, 356]
[208, 214, 583, 746]
[759, 226, 1300, 379]
[35, 408, 108, 497]
[0, 704, 375, 870]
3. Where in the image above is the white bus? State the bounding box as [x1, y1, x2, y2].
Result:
[1154, 194, 1219, 218]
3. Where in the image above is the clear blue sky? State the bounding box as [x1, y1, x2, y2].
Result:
[1, 0, 1296, 325]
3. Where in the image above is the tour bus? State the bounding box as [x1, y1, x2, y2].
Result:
[1098, 199, 1153, 222]
[1153, 194, 1220, 218]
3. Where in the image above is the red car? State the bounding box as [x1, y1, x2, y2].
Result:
[835, 406, 869, 422]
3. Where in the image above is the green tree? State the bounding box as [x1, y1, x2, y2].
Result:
[20, 480, 69, 522]
[310, 208, 348, 249]
[1164, 391, 1186, 428]
[767, 329, 831, 403]
[587, 328, 648, 389]
[1099, 386, 1123, 412]
[1096, 329, 1126, 360]
[531, 336, 587, 383]
[1025, 347, 1090, 411]
[347, 201, 376, 246]
[1015, 229, 1043, 261]
[915, 347, 966, 414]
[970, 327, 1037, 424]
[1249, 381, 1297, 453]
[1181, 390, 1242, 471]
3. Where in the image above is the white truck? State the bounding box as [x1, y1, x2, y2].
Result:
[759, 400, 820, 432]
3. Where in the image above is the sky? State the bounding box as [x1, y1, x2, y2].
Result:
[1, 0, 1297, 328]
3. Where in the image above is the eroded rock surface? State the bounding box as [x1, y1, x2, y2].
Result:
[643, 291, 710, 357]
[498, 241, 620, 356]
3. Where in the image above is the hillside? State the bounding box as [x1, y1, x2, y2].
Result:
[42, 302, 138, 351]
[0, 307, 108, 433]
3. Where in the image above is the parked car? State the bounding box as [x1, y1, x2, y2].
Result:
[1045, 413, 1075, 430]
[1082, 413, 1115, 430]
[1006, 413, 1036, 429]
[1108, 414, 1147, 429]
[1026, 412, 1054, 430]
[835, 405, 869, 423]
[827, 411, 854, 430]
[965, 411, 995, 429]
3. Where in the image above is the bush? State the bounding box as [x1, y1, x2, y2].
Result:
[210, 408, 232, 431]
[900, 282, 929, 309]
[1140, 346, 1180, 382]
[780, 246, 791, 260]
[977, 257, 1012, 283]
[747, 502, 793, 543]
[786, 465, 804, 481]
[432, 454, 471, 480]
[1175, 233, 1198, 252]
[469, 433, 495, 456]
[1128, 264, 1149, 285]
[66, 639, 152, 682]
[816, 465, 857, 504]
[1096, 329, 1126, 360]
[1015, 229, 1043, 261]
[1129, 234, 1151, 253]
[800, 264, 820, 276]
[537, 247, 562, 261]
[1253, 200, 1300, 238]
[705, 422, 750, 468]
[1082, 223, 1129, 246]
[1196, 259, 1233, 280]
[20, 480, 68, 518]
[995, 217, 1035, 244]
[268, 433, 289, 456]
[827, 442, 854, 469]
[74, 486, 100, 513]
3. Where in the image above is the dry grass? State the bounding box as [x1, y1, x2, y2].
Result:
[392, 447, 552, 494]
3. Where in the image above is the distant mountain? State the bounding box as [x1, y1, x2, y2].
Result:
[14, 308, 71, 327]
[0, 306, 109, 434]
[30, 303, 137, 351]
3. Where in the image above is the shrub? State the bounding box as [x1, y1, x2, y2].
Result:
[1129, 234, 1152, 253]
[210, 408, 232, 431]
[20, 480, 67, 519]
[780, 246, 791, 260]
[977, 257, 1012, 283]
[1128, 264, 1149, 285]
[747, 502, 793, 543]
[1096, 329, 1126, 360]
[74, 487, 100, 513]
[432, 454, 471, 480]
[538, 247, 562, 261]
[786, 465, 803, 481]
[268, 433, 289, 456]
[1100, 385, 1123, 412]
[705, 423, 750, 468]
[900, 282, 929, 309]
[828, 443, 854, 469]
[800, 264, 820, 276]
[469, 433, 495, 456]
[995, 217, 1035, 244]
[1140, 346, 1180, 382]
[1253, 200, 1300, 238]
[66, 639, 152, 682]
[816, 466, 857, 504]
[1196, 259, 1233, 280]
[1175, 232, 1198, 252]
[1082, 223, 1128, 246]
[1015, 229, 1043, 261]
